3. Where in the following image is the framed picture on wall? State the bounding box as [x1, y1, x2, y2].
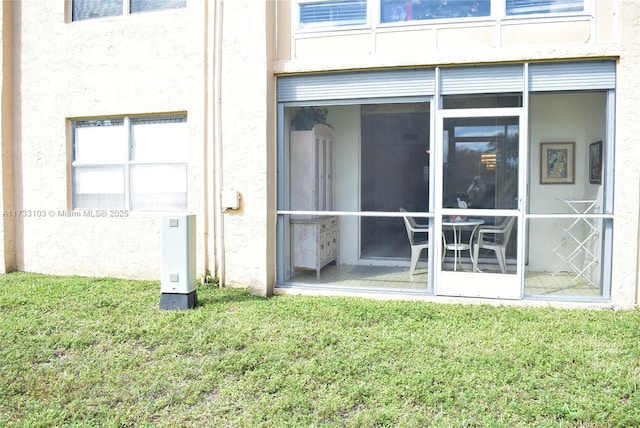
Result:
[540, 142, 575, 184]
[589, 141, 603, 185]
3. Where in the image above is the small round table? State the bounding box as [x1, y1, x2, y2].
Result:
[442, 218, 485, 271]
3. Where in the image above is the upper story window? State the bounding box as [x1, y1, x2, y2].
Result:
[298, 0, 585, 29]
[381, 0, 490, 23]
[71, 114, 188, 212]
[72, 0, 186, 21]
[506, 0, 583, 16]
[299, 0, 368, 28]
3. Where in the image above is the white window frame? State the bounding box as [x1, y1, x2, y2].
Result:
[71, 114, 188, 213]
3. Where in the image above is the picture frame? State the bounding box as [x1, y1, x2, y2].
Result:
[540, 142, 575, 184]
[589, 140, 603, 185]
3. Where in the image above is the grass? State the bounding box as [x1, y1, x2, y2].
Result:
[0, 272, 639, 427]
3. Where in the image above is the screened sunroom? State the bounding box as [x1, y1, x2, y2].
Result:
[276, 60, 614, 301]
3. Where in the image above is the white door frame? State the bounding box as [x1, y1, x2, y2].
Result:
[433, 107, 526, 299]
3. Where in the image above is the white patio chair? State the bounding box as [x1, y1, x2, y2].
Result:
[399, 208, 430, 275]
[472, 216, 516, 274]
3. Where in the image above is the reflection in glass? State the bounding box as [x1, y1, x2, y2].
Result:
[73, 0, 122, 20]
[442, 117, 519, 210]
[506, 0, 583, 16]
[130, 0, 186, 13]
[381, 0, 490, 23]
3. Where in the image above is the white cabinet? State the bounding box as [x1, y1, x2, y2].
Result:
[290, 124, 339, 278]
[290, 216, 339, 279]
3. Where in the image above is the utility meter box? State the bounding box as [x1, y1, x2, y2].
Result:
[160, 215, 197, 310]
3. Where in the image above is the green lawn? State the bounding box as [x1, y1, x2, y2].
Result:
[1, 272, 639, 427]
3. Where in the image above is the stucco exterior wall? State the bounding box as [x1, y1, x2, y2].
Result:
[218, 0, 275, 295]
[12, 1, 208, 279]
[610, 0, 640, 306]
[277, 0, 618, 70]
[4, 0, 275, 291]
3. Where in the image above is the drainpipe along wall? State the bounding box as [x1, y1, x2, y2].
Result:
[212, 0, 225, 286]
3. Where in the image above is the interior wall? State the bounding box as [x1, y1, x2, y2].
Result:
[528, 92, 606, 271]
[327, 105, 360, 265]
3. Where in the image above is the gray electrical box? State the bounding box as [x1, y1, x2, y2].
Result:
[160, 215, 197, 310]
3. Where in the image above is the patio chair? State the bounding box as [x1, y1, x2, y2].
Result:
[472, 216, 516, 274]
[400, 208, 430, 275]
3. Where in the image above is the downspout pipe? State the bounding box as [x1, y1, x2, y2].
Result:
[213, 0, 225, 286]
[203, 0, 213, 283]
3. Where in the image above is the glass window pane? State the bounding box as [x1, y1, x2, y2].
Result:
[300, 0, 367, 28]
[74, 119, 126, 163]
[130, 0, 186, 13]
[131, 116, 188, 162]
[506, 0, 583, 16]
[73, 165, 125, 209]
[73, 0, 123, 20]
[130, 164, 187, 211]
[381, 0, 490, 23]
[443, 117, 519, 210]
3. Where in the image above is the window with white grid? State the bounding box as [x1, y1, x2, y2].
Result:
[71, 114, 188, 212]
